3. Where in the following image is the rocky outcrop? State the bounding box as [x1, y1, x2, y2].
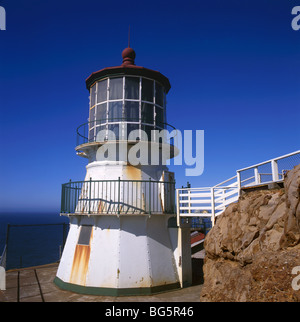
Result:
[200, 164, 300, 302]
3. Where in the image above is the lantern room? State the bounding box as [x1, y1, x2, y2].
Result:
[85, 47, 171, 144]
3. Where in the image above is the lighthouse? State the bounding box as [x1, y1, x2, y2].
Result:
[54, 46, 192, 296]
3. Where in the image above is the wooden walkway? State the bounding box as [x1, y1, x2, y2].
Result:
[0, 261, 203, 302]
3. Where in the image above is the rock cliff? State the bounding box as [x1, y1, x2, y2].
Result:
[200, 164, 300, 302]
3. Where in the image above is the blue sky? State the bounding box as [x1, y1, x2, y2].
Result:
[0, 0, 299, 212]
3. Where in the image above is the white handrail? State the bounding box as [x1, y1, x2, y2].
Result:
[237, 150, 300, 188]
[177, 150, 300, 227]
[237, 150, 300, 172]
[213, 175, 238, 187]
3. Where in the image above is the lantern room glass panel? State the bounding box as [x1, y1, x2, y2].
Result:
[141, 102, 154, 124]
[125, 77, 139, 100]
[142, 78, 154, 102]
[108, 124, 120, 140]
[90, 85, 96, 107]
[97, 79, 107, 103]
[108, 101, 123, 122]
[155, 107, 164, 127]
[127, 124, 139, 139]
[89, 107, 95, 126]
[142, 125, 153, 141]
[155, 83, 164, 107]
[89, 129, 94, 142]
[124, 101, 139, 122]
[94, 125, 106, 142]
[109, 77, 123, 100]
[96, 103, 107, 124]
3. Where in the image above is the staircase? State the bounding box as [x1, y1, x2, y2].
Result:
[177, 150, 300, 226]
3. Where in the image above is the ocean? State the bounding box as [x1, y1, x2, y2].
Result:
[0, 212, 69, 270]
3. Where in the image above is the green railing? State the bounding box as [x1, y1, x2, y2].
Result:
[76, 119, 177, 146]
[61, 178, 176, 215]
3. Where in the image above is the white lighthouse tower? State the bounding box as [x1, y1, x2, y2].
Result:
[54, 47, 192, 295]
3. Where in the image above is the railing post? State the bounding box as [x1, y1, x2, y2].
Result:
[149, 177, 151, 215]
[61, 184, 65, 213]
[86, 123, 88, 143]
[4, 224, 10, 268]
[222, 188, 226, 212]
[74, 183, 78, 212]
[68, 179, 71, 214]
[254, 167, 260, 185]
[176, 189, 180, 226]
[211, 187, 215, 227]
[118, 177, 121, 215]
[271, 160, 279, 182]
[172, 180, 176, 213]
[89, 177, 92, 214]
[236, 171, 241, 196]
[188, 189, 191, 215]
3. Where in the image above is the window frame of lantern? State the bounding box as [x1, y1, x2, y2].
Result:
[88, 75, 166, 142]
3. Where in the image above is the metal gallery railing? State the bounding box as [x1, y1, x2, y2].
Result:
[61, 178, 176, 215]
[76, 119, 178, 146]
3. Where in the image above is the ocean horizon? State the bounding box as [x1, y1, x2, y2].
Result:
[0, 212, 69, 270]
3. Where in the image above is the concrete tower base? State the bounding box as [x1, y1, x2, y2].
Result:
[54, 214, 191, 296]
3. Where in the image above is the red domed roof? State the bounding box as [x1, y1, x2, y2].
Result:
[85, 47, 171, 93]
